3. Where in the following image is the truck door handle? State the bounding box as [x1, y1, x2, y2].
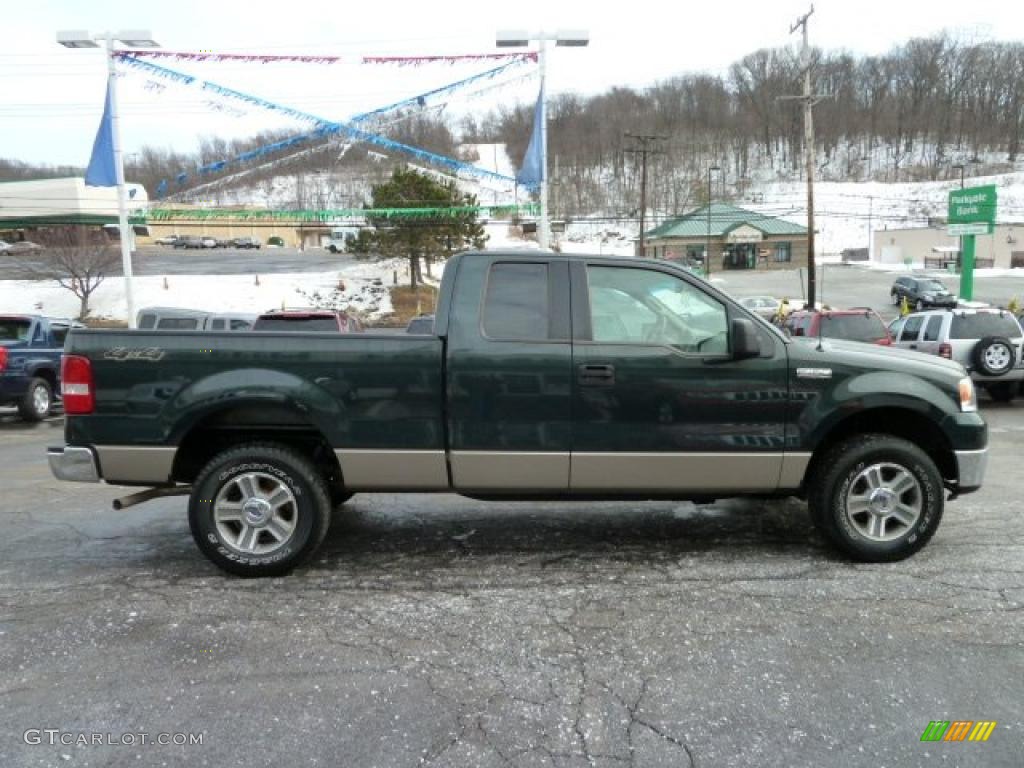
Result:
[578, 363, 615, 386]
[909, 344, 918, 349]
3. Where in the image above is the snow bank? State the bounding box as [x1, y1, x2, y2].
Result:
[0, 260, 404, 322]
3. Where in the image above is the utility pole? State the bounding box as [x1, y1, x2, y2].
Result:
[624, 133, 666, 257]
[867, 195, 874, 259]
[782, 6, 825, 309]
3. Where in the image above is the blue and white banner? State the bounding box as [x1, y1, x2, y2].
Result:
[85, 76, 117, 187]
[125, 54, 528, 195]
[516, 84, 545, 191]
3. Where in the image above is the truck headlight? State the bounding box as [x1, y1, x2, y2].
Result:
[959, 377, 977, 413]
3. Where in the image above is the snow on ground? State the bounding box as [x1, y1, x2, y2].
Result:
[0, 259, 402, 323]
[741, 171, 1024, 257]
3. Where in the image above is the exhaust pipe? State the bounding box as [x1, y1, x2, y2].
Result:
[113, 486, 191, 510]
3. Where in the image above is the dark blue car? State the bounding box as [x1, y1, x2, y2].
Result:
[0, 315, 81, 421]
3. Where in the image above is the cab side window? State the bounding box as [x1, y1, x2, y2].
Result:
[50, 324, 70, 346]
[922, 316, 942, 342]
[900, 315, 925, 341]
[482, 263, 552, 341]
[586, 266, 729, 354]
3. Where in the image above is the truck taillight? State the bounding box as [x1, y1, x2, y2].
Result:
[939, 343, 953, 359]
[61, 355, 95, 414]
[0, 346, 7, 372]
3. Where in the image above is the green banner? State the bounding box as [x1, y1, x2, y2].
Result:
[144, 204, 538, 223]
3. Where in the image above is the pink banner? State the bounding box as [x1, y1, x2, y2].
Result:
[117, 50, 539, 66]
[117, 50, 343, 64]
[362, 52, 538, 65]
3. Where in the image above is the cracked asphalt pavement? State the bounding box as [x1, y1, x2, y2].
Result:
[0, 406, 1021, 767]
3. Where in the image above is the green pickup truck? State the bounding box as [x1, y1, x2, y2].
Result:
[48, 251, 987, 576]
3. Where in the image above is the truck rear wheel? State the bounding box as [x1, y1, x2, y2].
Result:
[189, 443, 331, 577]
[807, 434, 943, 562]
[19, 377, 53, 422]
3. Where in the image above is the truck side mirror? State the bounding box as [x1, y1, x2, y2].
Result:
[731, 317, 761, 360]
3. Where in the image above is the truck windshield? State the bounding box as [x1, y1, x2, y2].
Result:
[950, 313, 1022, 339]
[0, 318, 31, 343]
[820, 314, 887, 342]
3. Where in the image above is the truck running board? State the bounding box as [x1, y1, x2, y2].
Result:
[113, 486, 191, 510]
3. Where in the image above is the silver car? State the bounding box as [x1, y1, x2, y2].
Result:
[738, 295, 781, 320]
[891, 308, 1024, 402]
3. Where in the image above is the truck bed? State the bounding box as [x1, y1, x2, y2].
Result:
[63, 329, 445, 482]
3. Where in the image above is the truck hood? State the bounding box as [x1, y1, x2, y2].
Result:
[787, 337, 966, 382]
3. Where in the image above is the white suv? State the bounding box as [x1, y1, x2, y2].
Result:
[891, 308, 1024, 402]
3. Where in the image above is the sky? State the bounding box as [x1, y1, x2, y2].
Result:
[2, 0, 1022, 168]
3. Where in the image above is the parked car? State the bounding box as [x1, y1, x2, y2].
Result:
[233, 237, 262, 249]
[154, 235, 180, 246]
[892, 308, 1024, 402]
[137, 307, 256, 331]
[738, 296, 781, 320]
[783, 308, 892, 345]
[3, 240, 43, 254]
[213, 238, 235, 249]
[201, 237, 218, 249]
[890, 276, 957, 311]
[206, 314, 257, 331]
[0, 240, 11, 252]
[49, 251, 988, 576]
[253, 309, 363, 334]
[0, 315, 82, 421]
[405, 314, 435, 334]
[173, 236, 205, 249]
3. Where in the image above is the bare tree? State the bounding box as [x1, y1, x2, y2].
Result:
[26, 229, 120, 320]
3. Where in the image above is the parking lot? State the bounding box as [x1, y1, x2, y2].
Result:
[0, 402, 1021, 767]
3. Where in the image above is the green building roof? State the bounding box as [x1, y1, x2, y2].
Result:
[646, 202, 807, 240]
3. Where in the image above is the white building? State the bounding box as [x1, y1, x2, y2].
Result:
[0, 177, 147, 233]
[873, 222, 1024, 269]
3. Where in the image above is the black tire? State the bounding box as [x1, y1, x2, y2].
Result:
[328, 245, 338, 253]
[18, 377, 52, 422]
[189, 443, 331, 577]
[972, 336, 1015, 377]
[987, 381, 1016, 403]
[808, 434, 944, 562]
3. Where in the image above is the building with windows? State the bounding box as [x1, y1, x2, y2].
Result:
[872, 223, 1024, 269]
[641, 203, 808, 270]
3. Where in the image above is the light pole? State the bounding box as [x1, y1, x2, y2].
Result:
[58, 29, 159, 328]
[706, 165, 721, 278]
[497, 29, 589, 251]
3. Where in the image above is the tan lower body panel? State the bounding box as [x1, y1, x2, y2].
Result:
[449, 451, 569, 492]
[335, 449, 449, 490]
[778, 452, 812, 490]
[570, 452, 786, 493]
[95, 446, 176, 485]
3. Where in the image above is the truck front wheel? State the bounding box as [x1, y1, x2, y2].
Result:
[807, 434, 944, 562]
[189, 443, 331, 577]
